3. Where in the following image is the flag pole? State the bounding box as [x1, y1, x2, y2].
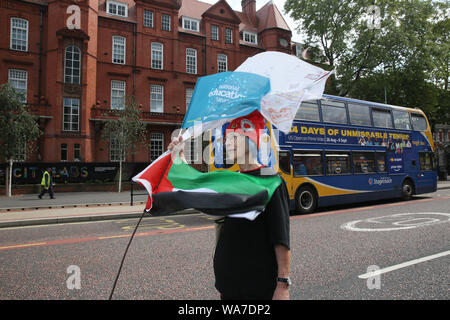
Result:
[108, 145, 175, 300]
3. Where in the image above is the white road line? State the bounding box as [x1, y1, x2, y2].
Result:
[358, 250, 450, 279]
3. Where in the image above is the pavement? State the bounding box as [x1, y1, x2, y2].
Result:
[0, 180, 449, 229]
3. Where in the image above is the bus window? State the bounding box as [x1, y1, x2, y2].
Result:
[353, 152, 375, 174]
[372, 108, 393, 128]
[419, 152, 434, 171]
[348, 103, 371, 126]
[411, 113, 427, 131]
[326, 151, 351, 175]
[279, 150, 291, 174]
[393, 110, 412, 130]
[295, 101, 320, 122]
[376, 152, 387, 173]
[321, 100, 347, 124]
[293, 151, 323, 176]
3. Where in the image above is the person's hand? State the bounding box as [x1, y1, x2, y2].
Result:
[272, 283, 290, 300]
[168, 135, 186, 162]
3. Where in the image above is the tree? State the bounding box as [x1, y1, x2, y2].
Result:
[101, 97, 147, 192]
[285, 0, 449, 126]
[0, 83, 42, 196]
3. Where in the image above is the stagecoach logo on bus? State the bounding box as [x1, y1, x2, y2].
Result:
[368, 177, 393, 186]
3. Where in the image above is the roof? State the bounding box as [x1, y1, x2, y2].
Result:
[256, 0, 291, 32]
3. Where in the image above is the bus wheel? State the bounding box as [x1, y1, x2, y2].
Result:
[296, 186, 317, 214]
[401, 180, 414, 200]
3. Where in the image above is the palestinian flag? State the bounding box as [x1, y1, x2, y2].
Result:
[132, 151, 282, 220]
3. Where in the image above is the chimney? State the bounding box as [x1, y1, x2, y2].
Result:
[242, 0, 257, 27]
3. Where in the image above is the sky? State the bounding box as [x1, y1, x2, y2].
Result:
[200, 0, 307, 43]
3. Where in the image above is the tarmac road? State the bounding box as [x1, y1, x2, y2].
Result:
[0, 189, 449, 300]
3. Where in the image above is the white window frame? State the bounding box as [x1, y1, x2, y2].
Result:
[63, 98, 80, 132]
[295, 44, 303, 59]
[186, 88, 194, 110]
[182, 17, 200, 32]
[150, 85, 164, 113]
[186, 48, 197, 74]
[74, 143, 81, 162]
[225, 28, 233, 44]
[106, 0, 128, 18]
[217, 54, 228, 73]
[8, 69, 27, 103]
[112, 36, 126, 65]
[150, 132, 164, 161]
[161, 14, 171, 31]
[10, 17, 28, 52]
[211, 25, 219, 41]
[64, 46, 81, 84]
[243, 31, 257, 45]
[151, 42, 163, 70]
[111, 80, 126, 110]
[143, 10, 154, 28]
[110, 136, 125, 162]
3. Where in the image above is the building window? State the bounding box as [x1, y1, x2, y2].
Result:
[144, 10, 154, 28]
[151, 42, 163, 69]
[182, 17, 200, 32]
[111, 80, 126, 109]
[112, 36, 126, 64]
[61, 144, 68, 162]
[243, 31, 257, 45]
[8, 69, 27, 103]
[150, 133, 164, 161]
[10, 18, 28, 51]
[74, 144, 81, 161]
[110, 137, 124, 162]
[225, 28, 233, 44]
[217, 54, 227, 73]
[161, 14, 171, 31]
[186, 88, 194, 110]
[186, 48, 197, 74]
[211, 25, 219, 41]
[64, 46, 81, 84]
[295, 44, 303, 59]
[107, 0, 128, 17]
[150, 85, 164, 113]
[63, 98, 80, 132]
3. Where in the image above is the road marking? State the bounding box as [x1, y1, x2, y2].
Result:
[291, 195, 450, 221]
[0, 225, 215, 251]
[0, 242, 47, 250]
[341, 212, 450, 232]
[358, 250, 450, 279]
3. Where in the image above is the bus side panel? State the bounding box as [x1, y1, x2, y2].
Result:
[318, 189, 402, 208]
[301, 174, 405, 208]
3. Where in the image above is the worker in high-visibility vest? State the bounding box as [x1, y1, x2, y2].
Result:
[38, 167, 55, 199]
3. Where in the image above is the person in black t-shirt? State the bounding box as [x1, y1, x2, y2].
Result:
[169, 112, 291, 300]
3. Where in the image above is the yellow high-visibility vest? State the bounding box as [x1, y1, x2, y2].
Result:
[41, 171, 50, 189]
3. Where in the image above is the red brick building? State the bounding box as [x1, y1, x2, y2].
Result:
[0, 0, 294, 163]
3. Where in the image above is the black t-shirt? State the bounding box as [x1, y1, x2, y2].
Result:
[213, 168, 290, 298]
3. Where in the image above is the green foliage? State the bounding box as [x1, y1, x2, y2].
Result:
[101, 96, 147, 161]
[0, 83, 42, 162]
[285, 0, 450, 127]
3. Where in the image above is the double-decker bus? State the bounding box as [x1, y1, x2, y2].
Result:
[209, 94, 437, 214]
